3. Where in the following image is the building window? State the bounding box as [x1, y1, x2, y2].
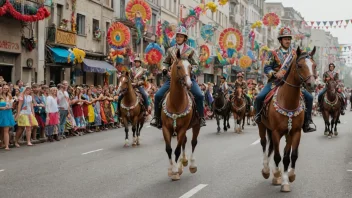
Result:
[93, 19, 99, 39]
[204, 74, 214, 84]
[152, 13, 157, 34]
[106, 22, 110, 54]
[56, 4, 63, 26]
[120, 0, 126, 18]
[77, 14, 86, 35]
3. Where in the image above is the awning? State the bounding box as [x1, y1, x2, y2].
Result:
[49, 47, 75, 63]
[83, 58, 117, 73]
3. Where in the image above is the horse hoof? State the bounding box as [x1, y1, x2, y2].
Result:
[171, 173, 180, 181]
[247, 123, 250, 125]
[189, 166, 197, 174]
[328, 135, 332, 139]
[262, 169, 270, 179]
[178, 167, 184, 176]
[288, 174, 296, 183]
[281, 184, 291, 192]
[224, 128, 227, 132]
[324, 131, 329, 136]
[168, 168, 172, 177]
[334, 132, 338, 136]
[132, 142, 137, 147]
[182, 159, 188, 167]
[272, 177, 282, 185]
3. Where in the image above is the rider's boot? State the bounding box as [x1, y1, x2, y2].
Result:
[340, 98, 345, 115]
[150, 109, 162, 129]
[303, 114, 316, 133]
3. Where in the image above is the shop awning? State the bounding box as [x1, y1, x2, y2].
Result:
[49, 47, 75, 63]
[83, 58, 116, 73]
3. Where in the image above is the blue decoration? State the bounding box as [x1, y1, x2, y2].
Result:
[247, 50, 255, 60]
[201, 24, 215, 42]
[227, 48, 236, 58]
[145, 43, 164, 55]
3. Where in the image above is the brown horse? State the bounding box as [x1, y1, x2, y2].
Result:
[246, 100, 256, 126]
[231, 87, 247, 133]
[161, 49, 200, 181]
[321, 80, 341, 138]
[117, 72, 145, 147]
[258, 47, 317, 192]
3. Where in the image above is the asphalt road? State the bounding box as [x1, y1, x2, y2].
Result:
[1, 106, 352, 198]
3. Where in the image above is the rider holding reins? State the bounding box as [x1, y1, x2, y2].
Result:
[318, 63, 345, 115]
[150, 25, 206, 129]
[254, 27, 316, 133]
[234, 72, 251, 112]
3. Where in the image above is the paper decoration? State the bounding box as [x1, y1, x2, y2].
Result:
[219, 28, 243, 51]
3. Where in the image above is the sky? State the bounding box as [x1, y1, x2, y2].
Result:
[266, 0, 352, 45]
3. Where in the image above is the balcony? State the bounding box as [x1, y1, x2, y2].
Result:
[46, 25, 77, 46]
[115, 13, 135, 28]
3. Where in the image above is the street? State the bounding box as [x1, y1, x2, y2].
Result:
[1, 108, 352, 198]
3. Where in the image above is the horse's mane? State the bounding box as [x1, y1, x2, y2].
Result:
[277, 51, 308, 86]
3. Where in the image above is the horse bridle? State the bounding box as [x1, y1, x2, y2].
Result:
[118, 75, 133, 94]
[283, 53, 316, 88]
[174, 60, 190, 86]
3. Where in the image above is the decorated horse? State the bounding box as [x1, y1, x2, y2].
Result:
[117, 71, 146, 147]
[212, 86, 231, 134]
[161, 50, 200, 181]
[321, 80, 341, 138]
[258, 47, 317, 192]
[246, 100, 256, 126]
[231, 86, 247, 133]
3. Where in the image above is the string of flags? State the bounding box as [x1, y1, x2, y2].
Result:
[303, 19, 352, 29]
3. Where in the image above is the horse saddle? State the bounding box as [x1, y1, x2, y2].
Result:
[133, 89, 145, 109]
[159, 89, 199, 130]
[264, 86, 279, 105]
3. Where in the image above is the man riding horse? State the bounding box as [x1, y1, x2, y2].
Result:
[117, 56, 149, 117]
[234, 72, 251, 112]
[150, 25, 206, 128]
[254, 27, 316, 133]
[318, 63, 345, 115]
[220, 75, 229, 98]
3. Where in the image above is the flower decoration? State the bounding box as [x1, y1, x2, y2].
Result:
[125, 0, 151, 24]
[218, 0, 228, 6]
[219, 28, 243, 51]
[201, 24, 216, 42]
[251, 20, 262, 29]
[0, 0, 50, 22]
[206, 2, 217, 13]
[72, 48, 86, 64]
[145, 43, 163, 65]
[239, 56, 252, 68]
[262, 13, 280, 27]
[107, 22, 131, 48]
[182, 15, 198, 29]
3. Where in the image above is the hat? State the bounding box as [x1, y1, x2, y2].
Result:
[175, 25, 188, 38]
[237, 73, 244, 77]
[328, 63, 336, 68]
[134, 55, 142, 63]
[277, 27, 292, 39]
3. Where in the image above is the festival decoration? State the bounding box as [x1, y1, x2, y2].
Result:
[218, 0, 228, 6]
[21, 36, 37, 52]
[94, 29, 102, 41]
[206, 2, 217, 13]
[0, 0, 50, 22]
[125, 0, 152, 44]
[182, 15, 198, 29]
[199, 45, 210, 64]
[239, 56, 252, 68]
[248, 30, 255, 50]
[219, 28, 243, 51]
[71, 0, 77, 32]
[251, 20, 262, 29]
[262, 13, 280, 27]
[71, 48, 85, 64]
[156, 20, 162, 37]
[200, 24, 217, 42]
[144, 43, 163, 65]
[59, 19, 69, 30]
[107, 22, 131, 48]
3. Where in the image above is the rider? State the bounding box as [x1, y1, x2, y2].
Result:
[317, 63, 345, 115]
[234, 72, 251, 112]
[220, 75, 229, 95]
[150, 25, 206, 129]
[117, 57, 149, 117]
[254, 27, 316, 133]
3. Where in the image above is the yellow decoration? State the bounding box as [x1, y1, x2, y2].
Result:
[218, 0, 228, 6]
[239, 56, 252, 68]
[206, 2, 217, 13]
[72, 48, 86, 63]
[251, 21, 262, 29]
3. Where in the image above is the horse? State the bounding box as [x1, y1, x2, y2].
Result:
[231, 86, 247, 133]
[258, 47, 317, 192]
[212, 86, 231, 134]
[161, 49, 200, 181]
[321, 80, 341, 138]
[117, 72, 146, 147]
[246, 99, 256, 126]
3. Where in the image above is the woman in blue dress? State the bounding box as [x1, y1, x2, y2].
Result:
[0, 85, 16, 150]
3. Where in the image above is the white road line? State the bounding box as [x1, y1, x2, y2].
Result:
[146, 125, 151, 128]
[251, 139, 260, 145]
[179, 184, 208, 198]
[347, 170, 352, 172]
[0, 169, 4, 172]
[81, 149, 103, 155]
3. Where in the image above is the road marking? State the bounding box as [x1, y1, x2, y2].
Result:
[146, 125, 151, 128]
[251, 139, 260, 145]
[347, 170, 352, 172]
[81, 149, 103, 155]
[179, 184, 208, 198]
[0, 169, 4, 172]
